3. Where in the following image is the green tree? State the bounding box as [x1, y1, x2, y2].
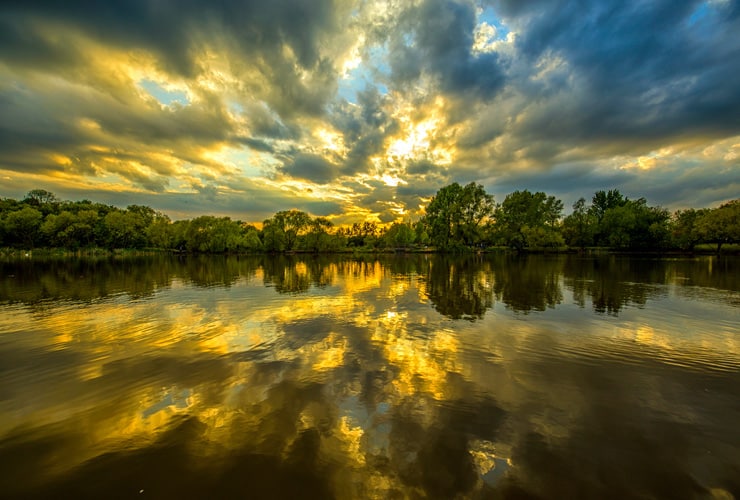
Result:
[589, 190, 627, 245]
[413, 220, 430, 247]
[241, 225, 264, 252]
[171, 220, 190, 251]
[185, 216, 246, 253]
[24, 189, 58, 206]
[23, 189, 59, 216]
[265, 210, 312, 251]
[3, 207, 43, 248]
[495, 190, 564, 250]
[425, 182, 463, 249]
[302, 217, 334, 252]
[383, 222, 416, 249]
[261, 218, 286, 252]
[103, 210, 141, 249]
[424, 182, 493, 250]
[42, 211, 77, 248]
[41, 209, 100, 248]
[562, 198, 595, 249]
[347, 221, 379, 248]
[696, 200, 740, 254]
[146, 213, 174, 249]
[671, 208, 708, 251]
[600, 198, 670, 250]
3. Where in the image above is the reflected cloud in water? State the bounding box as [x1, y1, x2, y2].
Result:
[0, 254, 738, 498]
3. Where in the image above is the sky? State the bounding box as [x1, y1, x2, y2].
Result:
[0, 0, 739, 224]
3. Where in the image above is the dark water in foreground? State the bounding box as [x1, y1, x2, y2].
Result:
[0, 254, 738, 499]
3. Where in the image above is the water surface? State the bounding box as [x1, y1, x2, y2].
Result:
[1, 254, 738, 499]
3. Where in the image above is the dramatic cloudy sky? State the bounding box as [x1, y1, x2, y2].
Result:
[1, 0, 738, 223]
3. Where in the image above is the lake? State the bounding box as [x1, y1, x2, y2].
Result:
[0, 254, 738, 499]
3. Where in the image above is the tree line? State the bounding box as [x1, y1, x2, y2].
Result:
[0, 187, 738, 254]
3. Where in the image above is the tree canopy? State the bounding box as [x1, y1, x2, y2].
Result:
[0, 188, 737, 254]
[424, 182, 494, 250]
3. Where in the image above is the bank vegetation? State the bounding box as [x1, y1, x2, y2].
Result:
[1, 187, 738, 255]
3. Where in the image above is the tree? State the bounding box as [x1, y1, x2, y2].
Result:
[589, 190, 627, 245]
[146, 213, 174, 249]
[261, 218, 286, 252]
[413, 220, 430, 247]
[671, 208, 708, 251]
[696, 200, 740, 254]
[185, 216, 247, 253]
[590, 189, 626, 222]
[425, 182, 463, 249]
[562, 198, 595, 249]
[347, 221, 379, 248]
[241, 225, 264, 252]
[303, 217, 334, 253]
[3, 207, 43, 248]
[543, 196, 564, 229]
[41, 211, 83, 248]
[265, 210, 312, 251]
[23, 189, 59, 209]
[103, 211, 137, 249]
[600, 198, 670, 250]
[383, 222, 416, 249]
[495, 190, 564, 250]
[424, 182, 493, 250]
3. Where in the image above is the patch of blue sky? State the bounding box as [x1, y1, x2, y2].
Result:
[337, 46, 390, 103]
[338, 66, 389, 102]
[477, 5, 509, 39]
[139, 79, 189, 106]
[688, 1, 711, 25]
[686, 1, 728, 37]
[228, 100, 245, 116]
[217, 146, 266, 178]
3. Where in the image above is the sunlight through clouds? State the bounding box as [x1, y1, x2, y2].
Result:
[0, 0, 738, 219]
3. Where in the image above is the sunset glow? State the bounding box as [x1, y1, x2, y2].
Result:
[0, 1, 738, 223]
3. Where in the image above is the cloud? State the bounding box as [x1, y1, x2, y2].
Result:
[488, 0, 740, 142]
[0, 0, 739, 220]
[329, 86, 400, 175]
[278, 153, 340, 185]
[377, 0, 507, 101]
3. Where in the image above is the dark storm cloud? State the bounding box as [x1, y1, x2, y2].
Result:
[235, 137, 275, 153]
[488, 0, 740, 143]
[0, 15, 85, 71]
[0, 0, 337, 75]
[0, 77, 235, 190]
[1, 0, 738, 217]
[0, 0, 342, 117]
[389, 0, 506, 98]
[241, 103, 302, 141]
[329, 86, 399, 175]
[278, 153, 339, 185]
[0, 85, 83, 161]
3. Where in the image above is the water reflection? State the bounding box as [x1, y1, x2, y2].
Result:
[489, 255, 564, 313]
[3, 254, 735, 314]
[423, 256, 493, 320]
[0, 255, 738, 498]
[261, 255, 336, 294]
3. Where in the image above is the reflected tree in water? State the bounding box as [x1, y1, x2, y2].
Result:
[491, 255, 564, 313]
[0, 256, 173, 304]
[1, 254, 739, 498]
[423, 256, 493, 320]
[563, 257, 664, 314]
[184, 255, 260, 288]
[261, 256, 335, 294]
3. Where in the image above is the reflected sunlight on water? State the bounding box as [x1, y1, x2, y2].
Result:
[0, 254, 738, 498]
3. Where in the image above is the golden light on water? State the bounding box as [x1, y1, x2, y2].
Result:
[1, 255, 738, 497]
